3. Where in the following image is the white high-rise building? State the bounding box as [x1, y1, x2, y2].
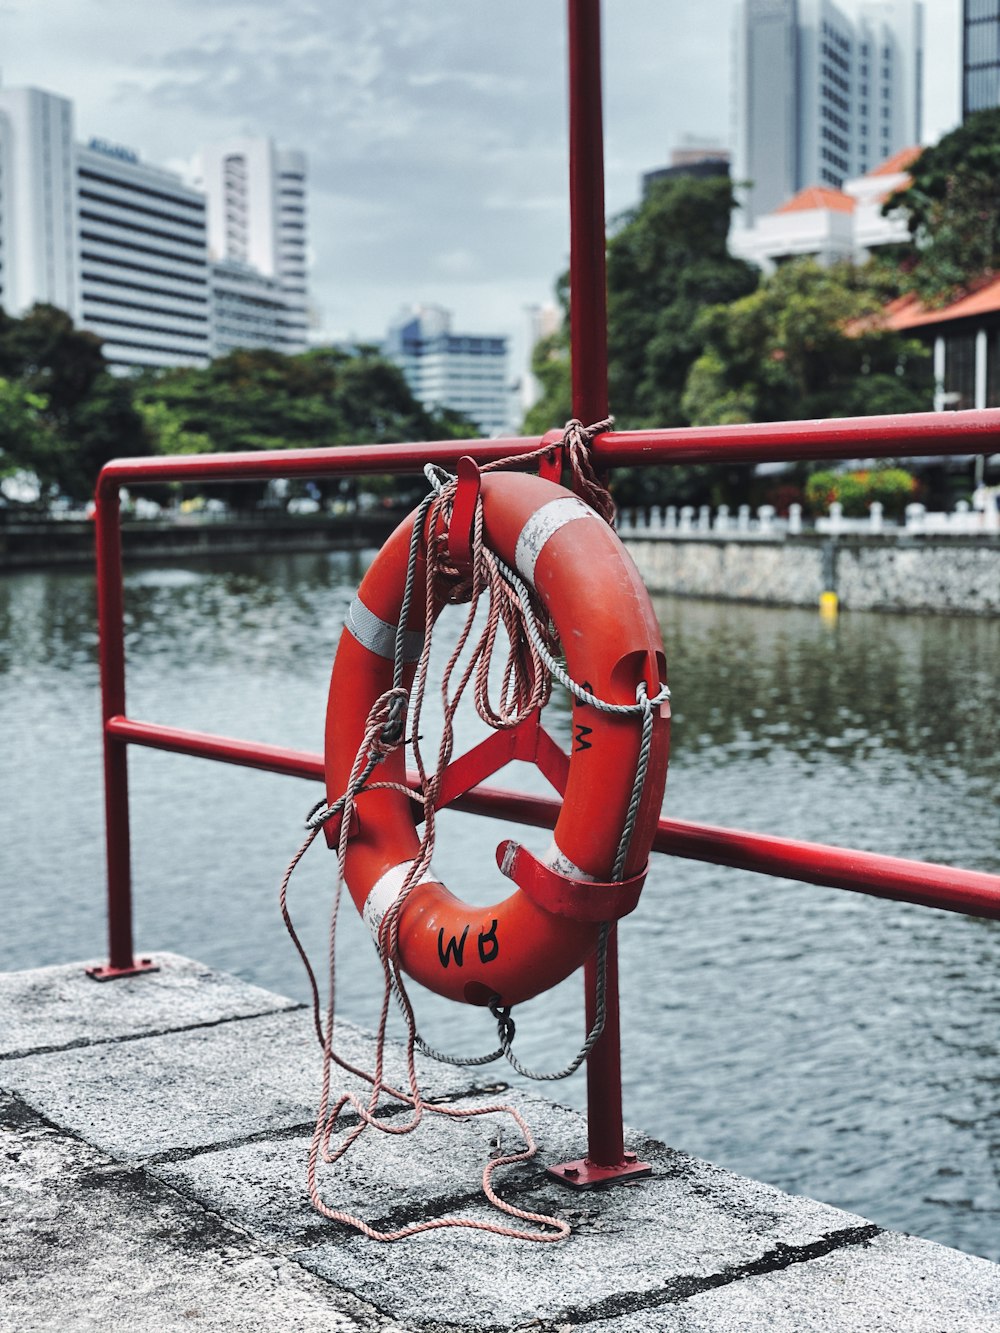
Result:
[0, 84, 309, 369]
[196, 139, 309, 355]
[76, 139, 211, 370]
[733, 0, 923, 223]
[0, 87, 77, 317]
[385, 305, 510, 437]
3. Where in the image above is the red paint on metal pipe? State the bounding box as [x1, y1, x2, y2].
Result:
[453, 783, 1000, 921]
[103, 718, 1000, 919]
[96, 437, 547, 495]
[568, 0, 622, 1170]
[651, 818, 1000, 920]
[94, 408, 1000, 498]
[106, 717, 325, 781]
[568, 0, 609, 425]
[584, 927, 624, 1167]
[594, 409, 1000, 467]
[94, 484, 136, 973]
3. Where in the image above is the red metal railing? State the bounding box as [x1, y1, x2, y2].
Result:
[92, 0, 1000, 1183]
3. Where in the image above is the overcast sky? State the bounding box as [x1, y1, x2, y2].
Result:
[3, 1, 962, 348]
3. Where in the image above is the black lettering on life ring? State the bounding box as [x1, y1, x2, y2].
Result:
[575, 681, 594, 751]
[477, 919, 499, 964]
[437, 925, 469, 968]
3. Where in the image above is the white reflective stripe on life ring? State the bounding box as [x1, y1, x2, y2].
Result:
[362, 859, 442, 941]
[543, 837, 599, 883]
[346, 596, 424, 662]
[514, 497, 601, 588]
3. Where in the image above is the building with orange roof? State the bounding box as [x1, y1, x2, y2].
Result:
[879, 277, 1000, 414]
[733, 1, 924, 224]
[731, 149, 917, 273]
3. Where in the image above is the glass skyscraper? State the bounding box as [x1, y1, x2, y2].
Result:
[964, 0, 1000, 117]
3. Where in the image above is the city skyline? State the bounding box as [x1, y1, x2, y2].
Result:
[3, 0, 963, 346]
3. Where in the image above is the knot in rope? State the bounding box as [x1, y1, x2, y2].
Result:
[369, 687, 408, 756]
[561, 416, 616, 526]
[488, 999, 516, 1047]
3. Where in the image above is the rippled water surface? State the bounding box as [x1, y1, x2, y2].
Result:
[2, 551, 997, 1261]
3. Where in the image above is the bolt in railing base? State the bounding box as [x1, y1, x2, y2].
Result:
[547, 1155, 652, 1189]
[86, 958, 159, 982]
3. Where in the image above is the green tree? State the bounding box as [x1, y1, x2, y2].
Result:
[0, 304, 149, 498]
[882, 108, 1000, 301]
[0, 303, 106, 419]
[137, 345, 473, 456]
[0, 378, 54, 486]
[607, 176, 759, 429]
[522, 330, 571, 437]
[525, 178, 758, 434]
[523, 177, 759, 504]
[136, 344, 476, 509]
[682, 260, 932, 427]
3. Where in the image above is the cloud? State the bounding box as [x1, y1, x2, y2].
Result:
[2, 0, 742, 339]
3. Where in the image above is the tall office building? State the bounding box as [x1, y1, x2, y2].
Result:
[75, 139, 211, 371]
[0, 87, 77, 317]
[964, 1, 1000, 117]
[385, 305, 510, 437]
[733, 0, 923, 222]
[0, 84, 309, 369]
[196, 139, 309, 354]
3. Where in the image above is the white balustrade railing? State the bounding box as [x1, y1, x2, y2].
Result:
[617, 496, 1000, 538]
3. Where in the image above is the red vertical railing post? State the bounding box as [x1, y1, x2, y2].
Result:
[558, 0, 648, 1183]
[88, 479, 154, 980]
[568, 0, 610, 425]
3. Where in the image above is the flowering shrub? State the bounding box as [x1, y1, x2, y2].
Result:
[805, 468, 918, 518]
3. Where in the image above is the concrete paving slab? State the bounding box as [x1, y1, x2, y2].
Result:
[0, 1090, 389, 1333]
[5, 955, 999, 1333]
[160, 1086, 902, 1330]
[293, 1171, 877, 1329]
[0, 952, 299, 1058]
[570, 1232, 1000, 1332]
[1, 1006, 482, 1161]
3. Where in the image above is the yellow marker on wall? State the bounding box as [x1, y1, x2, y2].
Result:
[819, 590, 839, 619]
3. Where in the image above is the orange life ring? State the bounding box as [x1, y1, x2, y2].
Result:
[324, 471, 669, 1007]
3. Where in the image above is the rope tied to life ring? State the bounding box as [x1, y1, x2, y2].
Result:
[279, 417, 669, 1241]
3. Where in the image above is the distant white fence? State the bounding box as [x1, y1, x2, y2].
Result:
[618, 499, 1000, 538]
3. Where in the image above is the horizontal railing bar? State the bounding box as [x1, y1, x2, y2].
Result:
[96, 409, 1000, 491]
[601, 409, 1000, 467]
[106, 717, 325, 780]
[108, 717, 1000, 921]
[97, 436, 552, 492]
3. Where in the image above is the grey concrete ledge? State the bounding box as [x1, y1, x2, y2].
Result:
[623, 532, 1000, 614]
[2, 954, 998, 1332]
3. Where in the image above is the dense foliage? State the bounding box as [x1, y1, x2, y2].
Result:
[0, 304, 149, 500]
[606, 176, 761, 430]
[0, 310, 473, 504]
[525, 177, 759, 440]
[804, 467, 919, 518]
[524, 176, 760, 504]
[524, 174, 936, 506]
[882, 108, 1000, 302]
[133, 346, 466, 456]
[683, 260, 931, 425]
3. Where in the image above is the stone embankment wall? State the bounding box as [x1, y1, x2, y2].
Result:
[624, 533, 1000, 616]
[0, 514, 398, 570]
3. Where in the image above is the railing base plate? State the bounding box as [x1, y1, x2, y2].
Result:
[547, 1155, 652, 1189]
[86, 958, 159, 982]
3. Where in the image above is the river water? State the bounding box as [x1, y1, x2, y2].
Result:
[1, 549, 997, 1261]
